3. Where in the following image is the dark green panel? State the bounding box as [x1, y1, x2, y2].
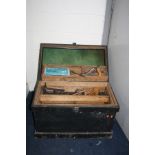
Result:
[42, 48, 105, 66]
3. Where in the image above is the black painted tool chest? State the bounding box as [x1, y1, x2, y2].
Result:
[32, 43, 119, 138]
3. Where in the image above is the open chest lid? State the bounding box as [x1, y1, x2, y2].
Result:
[37, 43, 109, 82]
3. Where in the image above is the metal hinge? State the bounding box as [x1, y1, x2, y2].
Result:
[72, 42, 77, 46]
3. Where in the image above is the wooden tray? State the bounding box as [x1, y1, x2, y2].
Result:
[33, 81, 117, 107]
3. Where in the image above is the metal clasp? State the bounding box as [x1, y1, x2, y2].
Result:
[73, 107, 79, 113]
[72, 42, 77, 46]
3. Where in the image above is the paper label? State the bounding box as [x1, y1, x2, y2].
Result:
[44, 68, 70, 76]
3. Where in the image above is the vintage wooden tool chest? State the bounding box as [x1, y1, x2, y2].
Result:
[32, 43, 119, 138]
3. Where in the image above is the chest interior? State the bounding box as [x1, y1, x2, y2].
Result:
[33, 44, 118, 107]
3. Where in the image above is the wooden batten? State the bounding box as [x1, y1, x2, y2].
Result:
[39, 95, 110, 104]
[40, 81, 108, 88]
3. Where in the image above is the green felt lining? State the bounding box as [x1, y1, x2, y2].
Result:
[42, 48, 105, 66]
